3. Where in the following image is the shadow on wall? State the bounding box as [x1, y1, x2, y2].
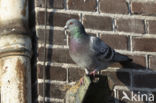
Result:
[31, 0, 55, 102]
[67, 61, 153, 103]
[38, 14, 54, 103]
[28, 0, 38, 102]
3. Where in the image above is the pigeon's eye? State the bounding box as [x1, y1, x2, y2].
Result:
[69, 22, 73, 25]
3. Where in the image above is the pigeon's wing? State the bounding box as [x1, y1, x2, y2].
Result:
[89, 36, 115, 62]
[89, 36, 131, 62]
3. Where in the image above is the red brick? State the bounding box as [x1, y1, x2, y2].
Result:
[102, 71, 131, 87]
[36, 11, 79, 27]
[68, 68, 85, 82]
[99, 0, 128, 14]
[132, 2, 156, 16]
[132, 37, 156, 52]
[148, 20, 156, 34]
[133, 73, 156, 88]
[37, 65, 67, 81]
[68, 0, 97, 11]
[100, 34, 129, 50]
[116, 18, 145, 33]
[35, 0, 64, 9]
[149, 56, 156, 70]
[38, 83, 66, 99]
[37, 29, 66, 45]
[83, 15, 113, 31]
[38, 48, 74, 63]
[128, 55, 146, 68]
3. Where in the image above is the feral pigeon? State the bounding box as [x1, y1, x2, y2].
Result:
[64, 19, 132, 75]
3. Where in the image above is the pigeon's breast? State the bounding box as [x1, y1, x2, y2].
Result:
[69, 39, 93, 68]
[69, 39, 85, 53]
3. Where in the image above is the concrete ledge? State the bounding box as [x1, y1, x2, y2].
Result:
[65, 75, 114, 103]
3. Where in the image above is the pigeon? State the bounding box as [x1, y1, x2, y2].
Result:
[64, 19, 132, 75]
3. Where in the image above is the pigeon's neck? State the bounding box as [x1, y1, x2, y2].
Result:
[70, 27, 86, 39]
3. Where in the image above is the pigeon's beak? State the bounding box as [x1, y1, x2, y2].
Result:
[64, 25, 68, 36]
[64, 25, 68, 31]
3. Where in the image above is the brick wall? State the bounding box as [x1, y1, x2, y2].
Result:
[34, 0, 156, 103]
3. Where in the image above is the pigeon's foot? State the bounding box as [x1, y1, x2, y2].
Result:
[89, 69, 97, 76]
[79, 77, 84, 85]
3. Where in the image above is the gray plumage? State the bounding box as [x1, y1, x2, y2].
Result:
[64, 19, 132, 73]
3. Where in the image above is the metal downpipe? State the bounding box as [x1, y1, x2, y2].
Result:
[0, 0, 32, 103]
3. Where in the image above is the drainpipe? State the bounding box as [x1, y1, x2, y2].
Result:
[0, 0, 32, 103]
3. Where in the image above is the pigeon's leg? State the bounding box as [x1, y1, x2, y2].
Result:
[89, 69, 98, 76]
[79, 77, 84, 85]
[79, 68, 89, 85]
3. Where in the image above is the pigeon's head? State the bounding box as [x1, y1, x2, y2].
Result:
[64, 19, 85, 36]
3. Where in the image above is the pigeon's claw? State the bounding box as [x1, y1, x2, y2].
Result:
[89, 69, 97, 76]
[79, 77, 84, 85]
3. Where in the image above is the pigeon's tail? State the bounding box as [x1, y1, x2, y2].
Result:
[113, 52, 132, 63]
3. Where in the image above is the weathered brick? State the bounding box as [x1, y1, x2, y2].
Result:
[116, 18, 145, 34]
[127, 55, 146, 68]
[132, 2, 156, 16]
[38, 48, 74, 63]
[38, 83, 66, 99]
[133, 73, 156, 88]
[99, 0, 128, 14]
[83, 15, 113, 31]
[102, 71, 130, 86]
[68, 0, 97, 11]
[100, 34, 129, 50]
[148, 20, 156, 34]
[36, 11, 79, 27]
[37, 65, 67, 81]
[68, 68, 85, 82]
[35, 0, 64, 9]
[149, 56, 156, 70]
[132, 37, 156, 52]
[37, 29, 66, 45]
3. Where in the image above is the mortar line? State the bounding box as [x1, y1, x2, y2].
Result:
[35, 7, 156, 20]
[36, 25, 156, 38]
[112, 18, 116, 32]
[96, 0, 100, 13]
[130, 36, 133, 52]
[66, 0, 69, 10]
[37, 43, 156, 55]
[38, 79, 68, 84]
[114, 85, 156, 91]
[37, 61, 156, 73]
[38, 96, 64, 103]
[127, 0, 132, 15]
[64, 0, 67, 10]
[146, 54, 150, 69]
[144, 19, 148, 34]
